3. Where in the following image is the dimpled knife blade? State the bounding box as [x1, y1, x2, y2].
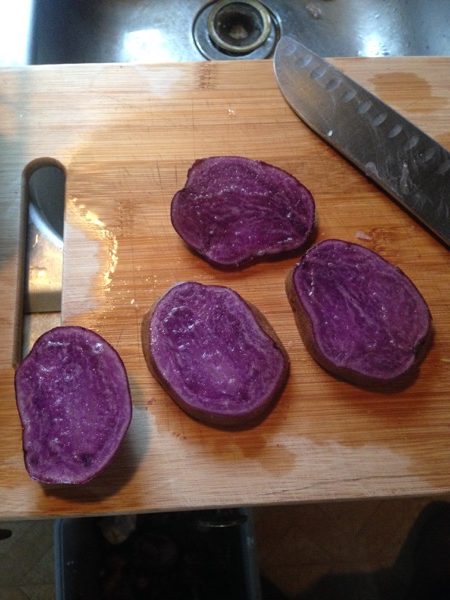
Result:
[274, 35, 450, 247]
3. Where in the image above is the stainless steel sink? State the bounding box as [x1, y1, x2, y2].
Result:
[2, 0, 450, 323]
[30, 0, 450, 63]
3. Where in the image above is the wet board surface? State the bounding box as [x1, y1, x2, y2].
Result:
[0, 58, 449, 518]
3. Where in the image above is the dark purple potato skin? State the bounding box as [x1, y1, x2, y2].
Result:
[141, 282, 289, 428]
[15, 326, 132, 485]
[171, 156, 315, 269]
[287, 240, 432, 387]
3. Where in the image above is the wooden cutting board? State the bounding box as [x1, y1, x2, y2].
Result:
[0, 58, 449, 518]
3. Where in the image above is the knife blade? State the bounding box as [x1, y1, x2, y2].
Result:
[274, 35, 450, 247]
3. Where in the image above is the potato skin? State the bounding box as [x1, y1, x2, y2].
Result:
[141, 283, 290, 429]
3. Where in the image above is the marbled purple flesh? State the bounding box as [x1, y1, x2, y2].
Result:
[15, 326, 132, 484]
[143, 282, 289, 426]
[171, 156, 315, 268]
[289, 240, 432, 384]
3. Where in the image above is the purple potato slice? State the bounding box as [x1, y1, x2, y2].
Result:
[142, 282, 289, 427]
[171, 156, 315, 268]
[286, 239, 432, 387]
[15, 326, 132, 484]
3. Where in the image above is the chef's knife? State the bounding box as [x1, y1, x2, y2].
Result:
[274, 35, 450, 247]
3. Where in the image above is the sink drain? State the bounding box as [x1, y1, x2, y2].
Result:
[194, 0, 279, 60]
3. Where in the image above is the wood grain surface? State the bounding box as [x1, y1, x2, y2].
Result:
[0, 58, 449, 518]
